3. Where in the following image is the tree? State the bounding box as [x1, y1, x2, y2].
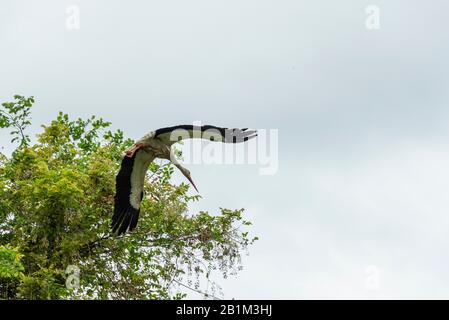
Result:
[0, 95, 257, 299]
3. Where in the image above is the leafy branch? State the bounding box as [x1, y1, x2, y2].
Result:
[0, 95, 34, 148]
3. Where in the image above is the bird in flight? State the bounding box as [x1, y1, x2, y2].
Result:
[112, 125, 257, 235]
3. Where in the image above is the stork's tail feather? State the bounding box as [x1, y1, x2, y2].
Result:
[111, 206, 140, 235]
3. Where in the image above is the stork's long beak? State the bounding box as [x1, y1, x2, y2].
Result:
[177, 166, 199, 193]
[183, 172, 199, 193]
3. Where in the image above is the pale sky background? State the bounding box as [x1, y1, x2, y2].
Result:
[1, 0, 449, 299]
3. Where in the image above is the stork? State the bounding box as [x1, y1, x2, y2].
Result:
[112, 125, 257, 235]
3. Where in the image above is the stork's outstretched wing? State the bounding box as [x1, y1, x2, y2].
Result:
[112, 149, 155, 235]
[154, 125, 257, 146]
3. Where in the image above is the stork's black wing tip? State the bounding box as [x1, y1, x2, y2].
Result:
[243, 133, 257, 142]
[224, 128, 258, 143]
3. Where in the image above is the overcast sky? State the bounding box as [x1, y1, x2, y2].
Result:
[2, 0, 449, 299]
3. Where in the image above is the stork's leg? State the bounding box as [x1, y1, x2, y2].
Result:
[125, 143, 144, 157]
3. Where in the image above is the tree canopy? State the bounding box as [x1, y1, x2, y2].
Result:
[0, 95, 257, 299]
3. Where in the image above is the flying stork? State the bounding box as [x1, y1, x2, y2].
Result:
[112, 125, 257, 235]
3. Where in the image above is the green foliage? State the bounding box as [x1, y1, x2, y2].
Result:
[0, 245, 24, 278]
[0, 95, 34, 147]
[0, 245, 24, 299]
[0, 96, 257, 299]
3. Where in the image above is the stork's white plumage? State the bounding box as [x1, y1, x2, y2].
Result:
[112, 125, 257, 235]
